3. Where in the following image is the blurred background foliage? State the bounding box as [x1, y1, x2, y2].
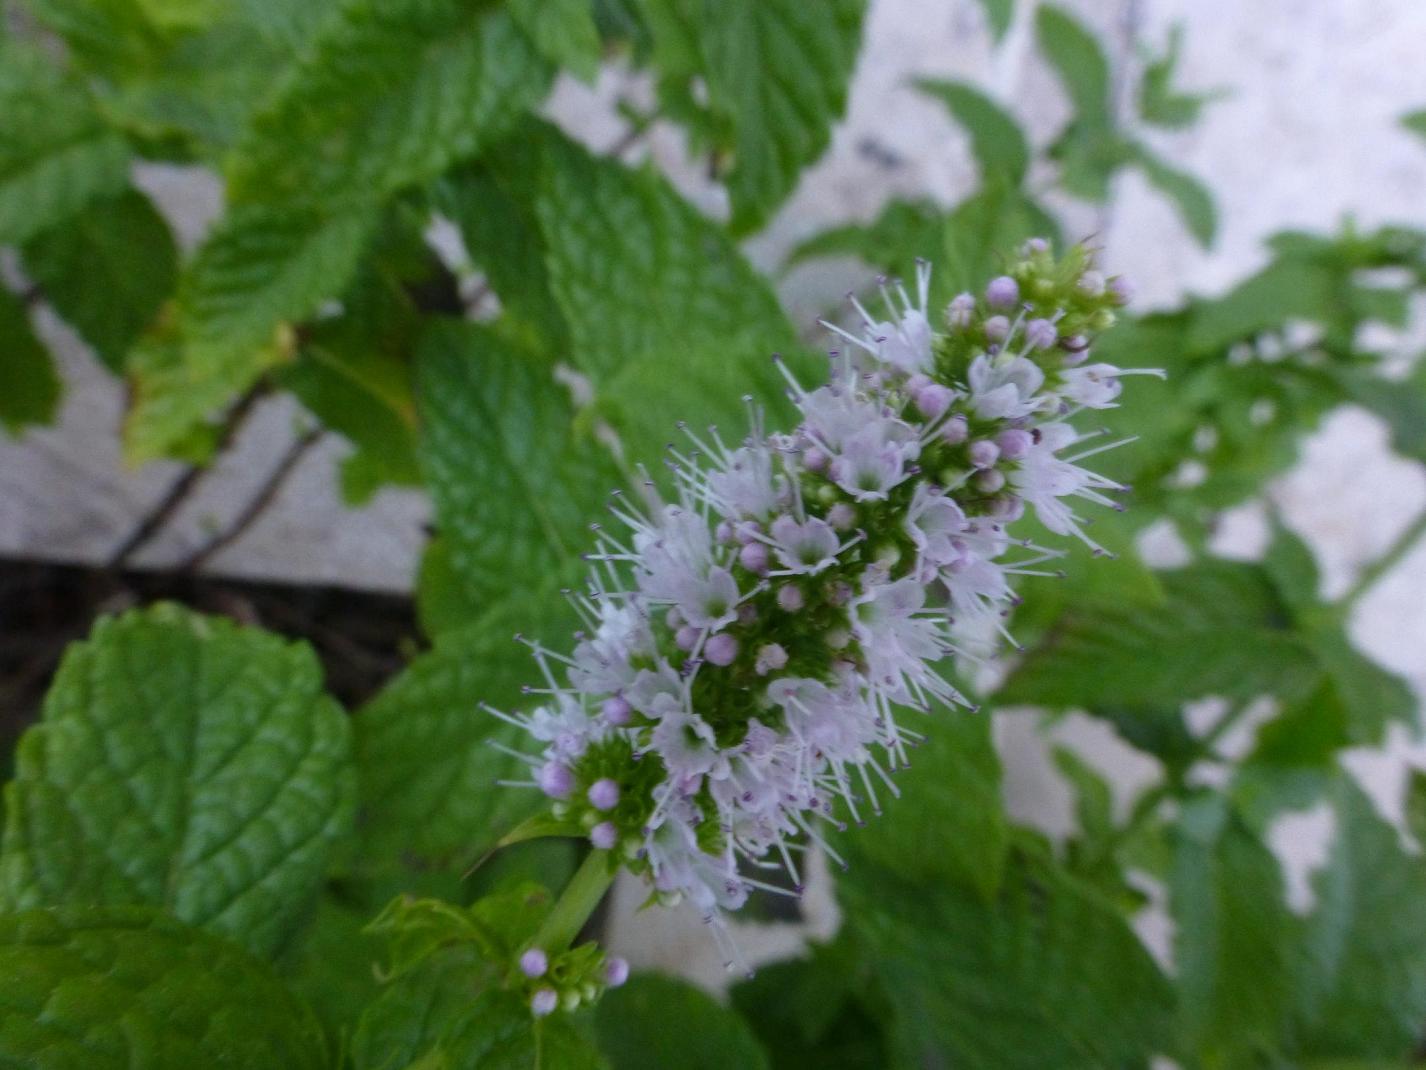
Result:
[2, 0, 1426, 1066]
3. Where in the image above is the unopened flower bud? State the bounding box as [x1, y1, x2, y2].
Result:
[984, 315, 1010, 343]
[755, 643, 789, 675]
[803, 446, 829, 472]
[1025, 318, 1057, 350]
[1020, 237, 1050, 257]
[590, 821, 618, 850]
[1110, 275, 1134, 305]
[602, 695, 632, 725]
[675, 625, 700, 651]
[941, 414, 968, 445]
[986, 275, 1019, 309]
[520, 949, 548, 978]
[945, 292, 975, 329]
[605, 957, 630, 987]
[914, 383, 954, 420]
[739, 541, 769, 573]
[968, 439, 1000, 469]
[588, 778, 620, 811]
[1078, 270, 1106, 298]
[705, 633, 739, 666]
[825, 627, 850, 650]
[826, 502, 856, 530]
[996, 429, 1033, 460]
[973, 468, 1006, 493]
[538, 762, 574, 800]
[777, 585, 804, 612]
[531, 989, 558, 1017]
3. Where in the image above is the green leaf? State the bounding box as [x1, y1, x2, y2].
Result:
[841, 848, 1175, 1066]
[914, 79, 1029, 186]
[1138, 24, 1227, 129]
[1400, 108, 1426, 145]
[125, 202, 375, 464]
[1185, 257, 1338, 354]
[1170, 795, 1292, 1063]
[352, 615, 562, 871]
[525, 125, 807, 464]
[21, 189, 177, 372]
[228, 2, 552, 207]
[1130, 140, 1217, 247]
[596, 975, 770, 1069]
[0, 906, 327, 1068]
[0, 44, 131, 245]
[730, 936, 889, 1069]
[975, 0, 1014, 42]
[433, 161, 571, 355]
[276, 892, 387, 1046]
[1035, 5, 1113, 130]
[508, 0, 602, 81]
[839, 710, 1007, 900]
[0, 285, 61, 435]
[1335, 362, 1426, 465]
[1003, 561, 1322, 711]
[353, 947, 606, 1070]
[1051, 746, 1121, 891]
[785, 197, 943, 274]
[1290, 780, 1426, 1059]
[699, 0, 866, 232]
[417, 319, 621, 609]
[0, 604, 355, 958]
[277, 257, 423, 505]
[939, 183, 1061, 295]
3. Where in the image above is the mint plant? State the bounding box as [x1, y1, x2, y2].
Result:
[2, 1, 1426, 1067]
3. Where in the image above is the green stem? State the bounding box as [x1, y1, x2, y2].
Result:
[529, 849, 617, 954]
[1340, 507, 1426, 611]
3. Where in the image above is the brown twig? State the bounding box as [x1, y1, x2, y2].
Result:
[106, 384, 266, 569]
[178, 428, 325, 572]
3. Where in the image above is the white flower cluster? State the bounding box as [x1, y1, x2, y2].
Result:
[489, 243, 1151, 963]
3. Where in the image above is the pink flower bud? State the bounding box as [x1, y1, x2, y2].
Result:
[705, 633, 739, 666]
[984, 315, 1010, 343]
[739, 541, 769, 573]
[531, 989, 558, 1017]
[520, 948, 548, 978]
[675, 625, 700, 651]
[588, 778, 620, 811]
[537, 762, 574, 800]
[968, 439, 1000, 469]
[996, 429, 1033, 460]
[914, 383, 954, 420]
[826, 502, 856, 531]
[776, 585, 805, 612]
[986, 275, 1019, 309]
[605, 957, 630, 987]
[590, 821, 618, 850]
[602, 695, 632, 726]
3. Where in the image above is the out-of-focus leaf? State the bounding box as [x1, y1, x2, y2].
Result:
[1138, 24, 1227, 129]
[785, 197, 943, 274]
[730, 935, 886, 1069]
[1335, 362, 1426, 465]
[0, 604, 355, 959]
[1401, 108, 1426, 145]
[1131, 140, 1217, 247]
[508, 0, 602, 81]
[939, 182, 1061, 295]
[125, 202, 375, 464]
[0, 43, 131, 245]
[0, 285, 60, 434]
[700, 0, 866, 232]
[229, 2, 552, 207]
[1003, 561, 1321, 711]
[1035, 5, 1113, 130]
[914, 79, 1029, 186]
[21, 189, 177, 372]
[1289, 780, 1426, 1059]
[596, 975, 770, 1069]
[840, 709, 1007, 900]
[433, 160, 570, 354]
[975, 0, 1014, 42]
[841, 848, 1174, 1066]
[1171, 794, 1292, 1063]
[0, 906, 328, 1069]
